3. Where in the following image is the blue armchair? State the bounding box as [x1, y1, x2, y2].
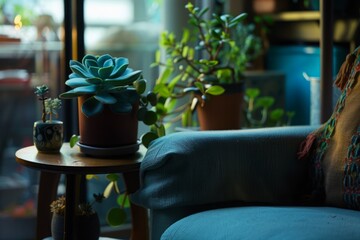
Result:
[131, 126, 360, 239]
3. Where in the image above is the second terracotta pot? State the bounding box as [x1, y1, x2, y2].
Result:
[197, 83, 244, 130]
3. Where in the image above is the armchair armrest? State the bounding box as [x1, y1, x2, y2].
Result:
[132, 126, 316, 210]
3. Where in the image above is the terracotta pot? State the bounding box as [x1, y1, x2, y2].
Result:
[33, 120, 63, 152]
[197, 83, 244, 130]
[51, 213, 100, 240]
[78, 96, 138, 148]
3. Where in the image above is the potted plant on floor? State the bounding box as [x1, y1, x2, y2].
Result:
[60, 54, 156, 155]
[148, 2, 262, 134]
[50, 194, 104, 240]
[33, 85, 63, 153]
[244, 88, 295, 128]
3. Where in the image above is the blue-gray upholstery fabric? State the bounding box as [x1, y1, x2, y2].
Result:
[161, 206, 360, 240]
[132, 126, 315, 209]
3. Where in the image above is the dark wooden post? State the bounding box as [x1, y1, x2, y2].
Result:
[320, 0, 334, 123]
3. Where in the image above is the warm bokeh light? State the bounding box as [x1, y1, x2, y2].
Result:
[14, 14, 23, 30]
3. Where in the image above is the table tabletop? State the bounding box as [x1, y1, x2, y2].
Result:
[15, 143, 146, 174]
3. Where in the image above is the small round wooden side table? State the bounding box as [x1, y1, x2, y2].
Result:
[15, 143, 148, 240]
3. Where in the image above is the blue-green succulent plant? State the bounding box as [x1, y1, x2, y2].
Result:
[60, 54, 146, 117]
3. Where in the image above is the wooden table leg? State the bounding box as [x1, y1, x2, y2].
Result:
[37, 172, 61, 240]
[64, 174, 82, 240]
[123, 170, 149, 240]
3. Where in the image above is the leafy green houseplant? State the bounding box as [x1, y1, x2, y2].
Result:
[146, 2, 262, 139]
[59, 54, 155, 154]
[86, 173, 131, 227]
[33, 85, 63, 152]
[244, 88, 295, 128]
[50, 194, 105, 240]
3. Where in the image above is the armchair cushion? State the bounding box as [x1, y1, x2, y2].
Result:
[161, 206, 360, 240]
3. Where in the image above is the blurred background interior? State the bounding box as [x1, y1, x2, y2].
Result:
[0, 0, 359, 239]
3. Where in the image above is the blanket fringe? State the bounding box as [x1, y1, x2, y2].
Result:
[298, 133, 317, 160]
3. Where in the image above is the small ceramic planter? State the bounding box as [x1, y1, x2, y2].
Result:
[51, 213, 100, 240]
[33, 120, 63, 153]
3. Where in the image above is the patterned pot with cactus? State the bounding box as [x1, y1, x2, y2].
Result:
[50, 195, 103, 240]
[33, 85, 63, 153]
[33, 120, 63, 152]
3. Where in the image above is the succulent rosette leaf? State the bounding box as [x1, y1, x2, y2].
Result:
[60, 54, 145, 117]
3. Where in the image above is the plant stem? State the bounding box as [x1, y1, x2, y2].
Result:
[41, 97, 46, 122]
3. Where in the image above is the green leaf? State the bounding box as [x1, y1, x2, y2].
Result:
[106, 70, 142, 86]
[143, 111, 158, 125]
[70, 64, 93, 78]
[110, 57, 129, 78]
[84, 59, 98, 68]
[205, 85, 225, 95]
[246, 88, 260, 98]
[65, 78, 89, 88]
[270, 108, 284, 121]
[103, 181, 114, 198]
[133, 79, 146, 94]
[137, 107, 147, 121]
[154, 83, 171, 98]
[117, 194, 130, 208]
[146, 92, 157, 106]
[158, 68, 172, 84]
[81, 97, 104, 117]
[98, 65, 114, 79]
[82, 54, 98, 65]
[230, 13, 247, 25]
[69, 135, 79, 148]
[181, 28, 190, 44]
[109, 102, 133, 113]
[256, 97, 274, 109]
[106, 173, 120, 182]
[107, 207, 127, 227]
[164, 97, 177, 111]
[141, 132, 159, 148]
[89, 66, 100, 78]
[155, 103, 167, 115]
[182, 108, 192, 127]
[199, 59, 218, 66]
[220, 14, 231, 24]
[198, 8, 209, 18]
[157, 124, 166, 137]
[59, 85, 97, 99]
[185, 2, 194, 12]
[86, 174, 99, 180]
[103, 58, 114, 68]
[182, 46, 189, 58]
[94, 92, 117, 104]
[73, 85, 97, 94]
[168, 74, 182, 90]
[97, 54, 112, 66]
[194, 82, 204, 93]
[85, 77, 102, 85]
[154, 50, 161, 64]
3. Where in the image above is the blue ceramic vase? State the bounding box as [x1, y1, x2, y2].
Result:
[33, 120, 63, 152]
